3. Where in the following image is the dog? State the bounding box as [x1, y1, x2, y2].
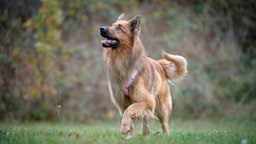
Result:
[100, 13, 187, 136]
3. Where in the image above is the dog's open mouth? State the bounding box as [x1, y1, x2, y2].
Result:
[101, 38, 119, 48]
[100, 34, 120, 48]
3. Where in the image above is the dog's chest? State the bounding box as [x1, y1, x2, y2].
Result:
[108, 76, 132, 109]
[108, 72, 125, 93]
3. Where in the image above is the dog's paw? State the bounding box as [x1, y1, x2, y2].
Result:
[120, 123, 131, 134]
[142, 130, 150, 136]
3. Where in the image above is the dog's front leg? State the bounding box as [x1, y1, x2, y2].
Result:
[120, 101, 154, 135]
[120, 111, 133, 135]
[142, 117, 150, 135]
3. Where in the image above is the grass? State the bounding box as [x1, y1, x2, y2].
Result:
[0, 118, 255, 144]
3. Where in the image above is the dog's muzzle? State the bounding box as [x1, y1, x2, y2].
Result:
[100, 26, 120, 49]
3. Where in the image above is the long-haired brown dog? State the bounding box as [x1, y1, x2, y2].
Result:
[100, 13, 187, 136]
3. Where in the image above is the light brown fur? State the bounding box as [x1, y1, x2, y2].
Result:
[100, 14, 187, 136]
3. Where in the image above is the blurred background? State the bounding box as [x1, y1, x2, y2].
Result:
[0, 0, 255, 123]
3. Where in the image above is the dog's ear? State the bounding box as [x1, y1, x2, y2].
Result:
[129, 15, 141, 35]
[117, 13, 125, 21]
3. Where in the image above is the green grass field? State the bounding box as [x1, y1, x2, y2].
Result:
[0, 118, 255, 144]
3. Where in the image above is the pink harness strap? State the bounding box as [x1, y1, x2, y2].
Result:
[124, 70, 138, 96]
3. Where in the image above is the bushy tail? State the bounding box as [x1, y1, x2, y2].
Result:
[158, 51, 187, 81]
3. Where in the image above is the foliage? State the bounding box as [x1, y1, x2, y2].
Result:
[0, 0, 255, 122]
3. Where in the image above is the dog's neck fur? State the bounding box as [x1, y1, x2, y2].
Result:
[104, 36, 146, 92]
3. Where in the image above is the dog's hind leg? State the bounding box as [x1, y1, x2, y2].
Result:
[157, 84, 172, 135]
[158, 98, 171, 135]
[160, 109, 170, 134]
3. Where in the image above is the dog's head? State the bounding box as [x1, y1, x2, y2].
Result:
[100, 13, 141, 49]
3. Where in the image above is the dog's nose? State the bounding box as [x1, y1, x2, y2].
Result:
[100, 26, 107, 33]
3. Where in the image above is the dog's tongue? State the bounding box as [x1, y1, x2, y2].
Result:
[101, 39, 117, 45]
[107, 39, 113, 43]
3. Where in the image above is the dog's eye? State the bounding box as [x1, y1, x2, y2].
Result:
[116, 26, 122, 32]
